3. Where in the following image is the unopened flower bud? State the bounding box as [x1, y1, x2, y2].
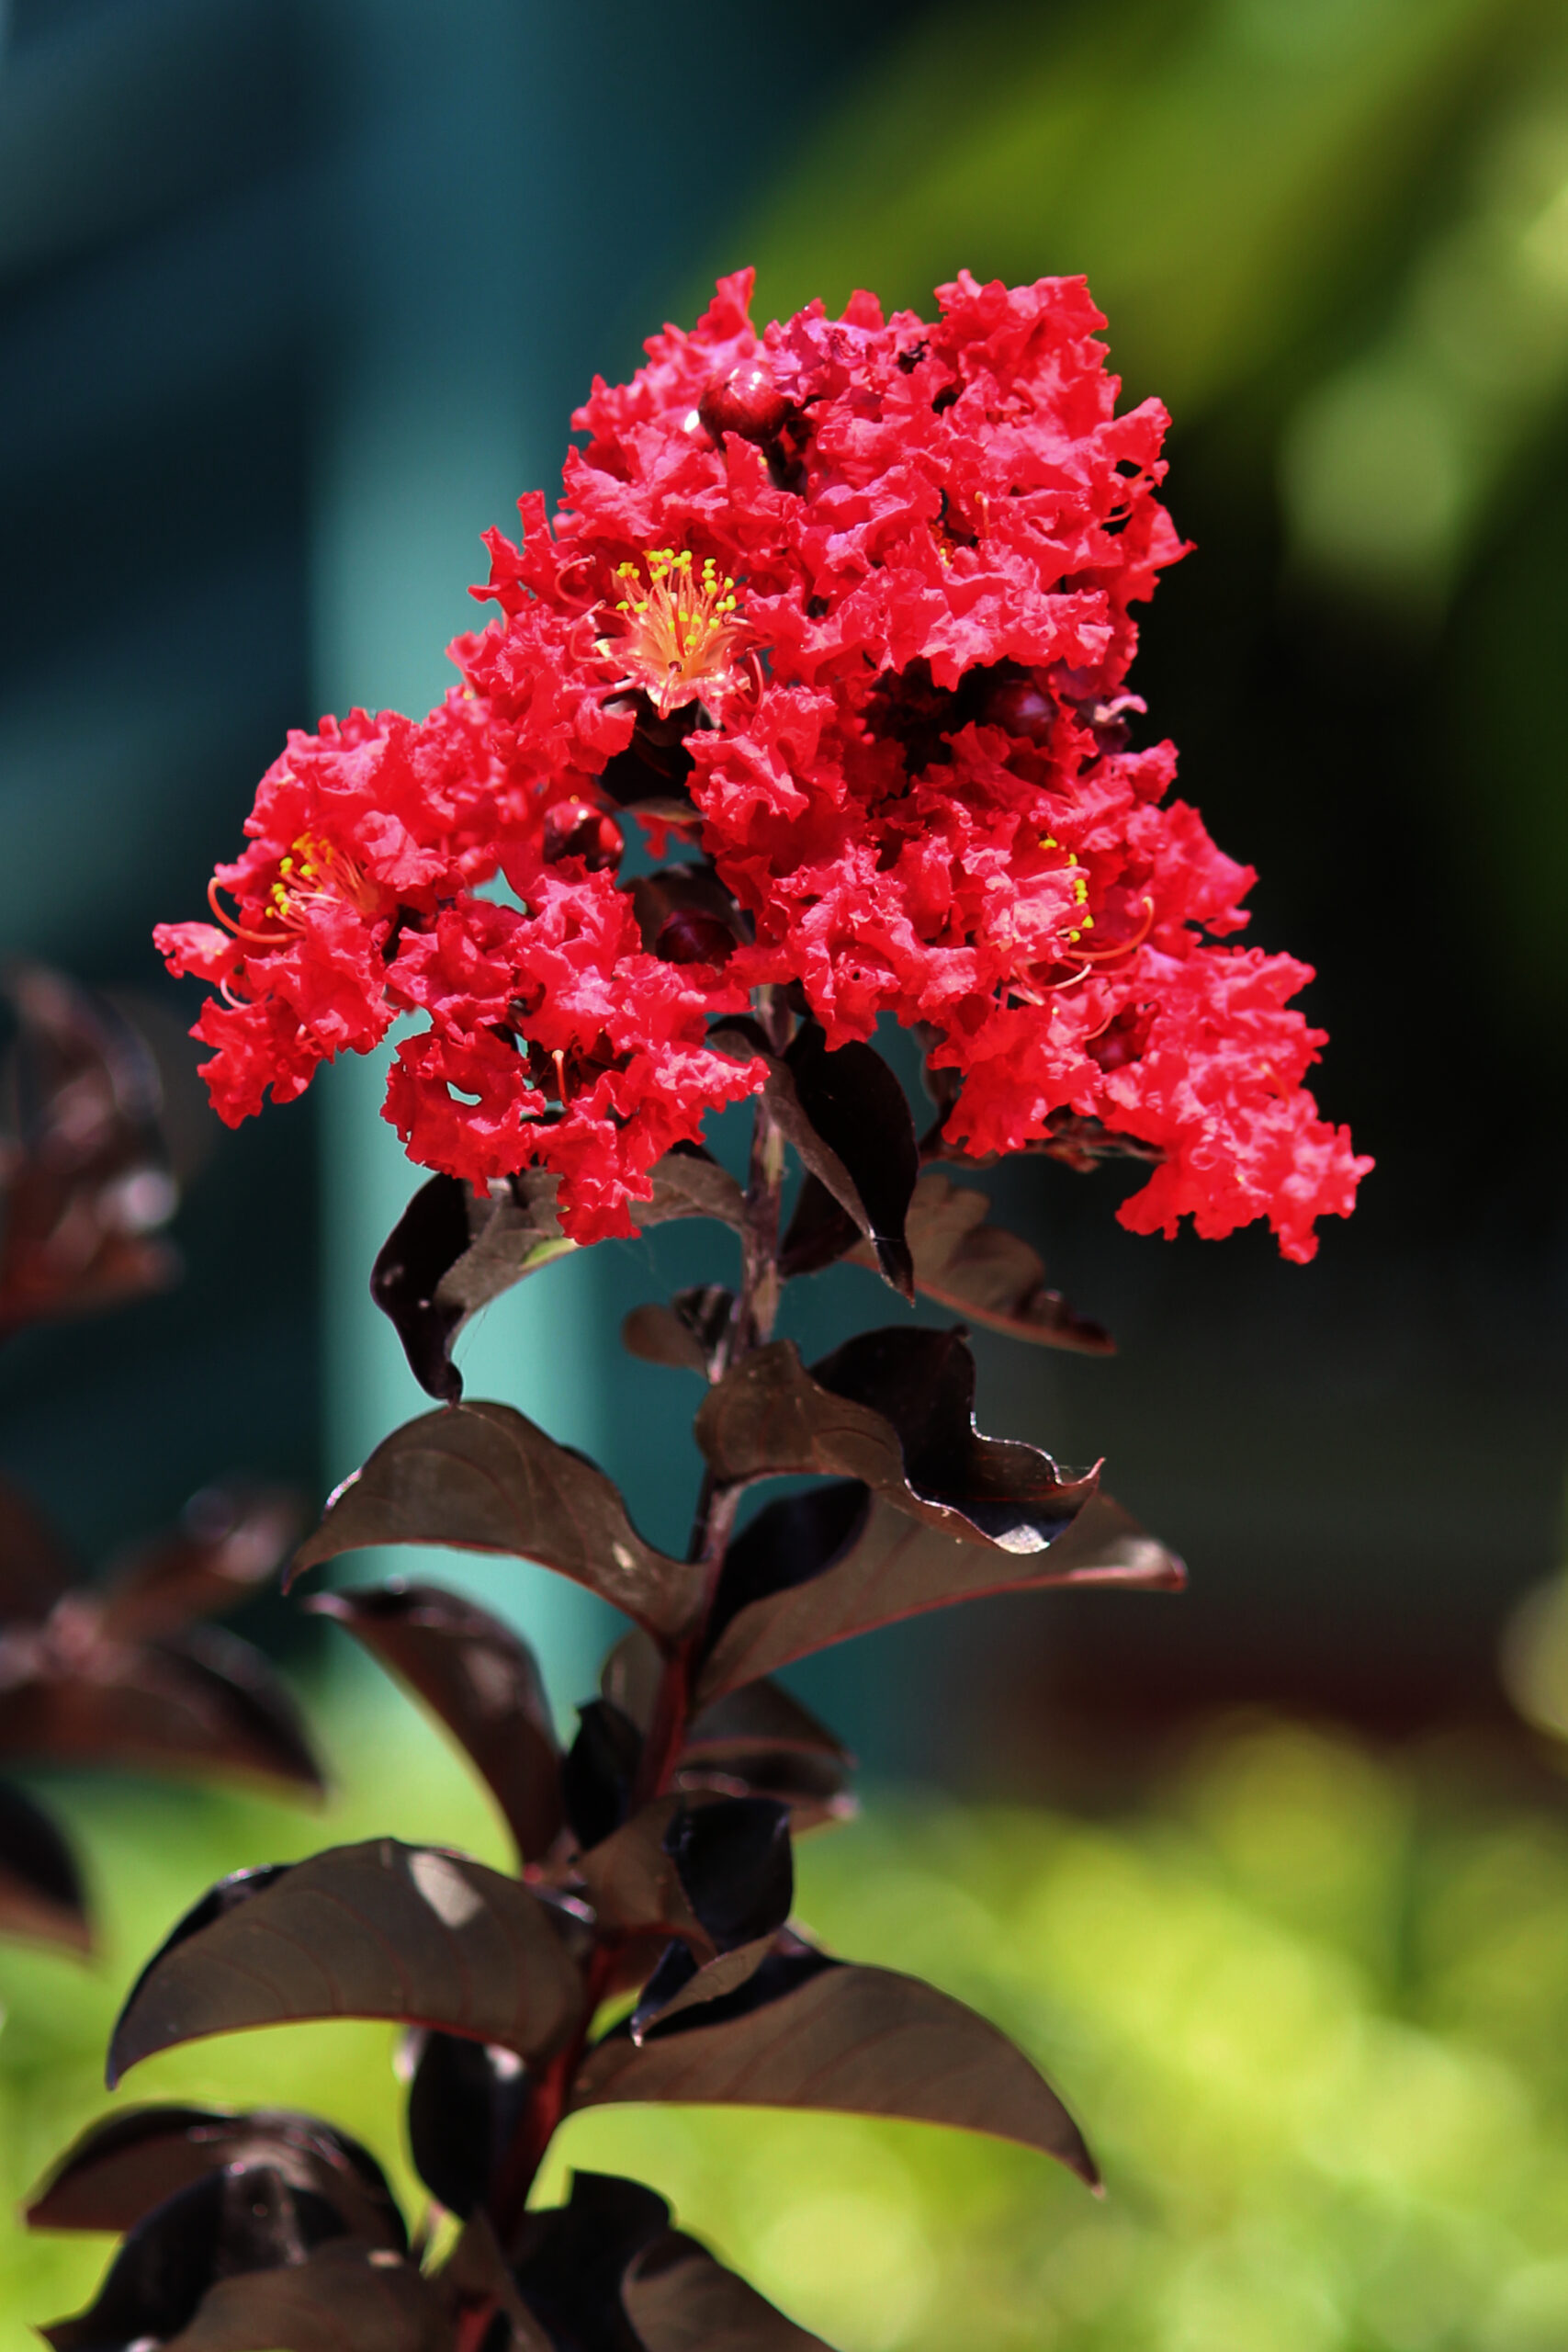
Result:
[655, 910, 736, 966]
[698, 360, 790, 447]
[542, 802, 621, 870]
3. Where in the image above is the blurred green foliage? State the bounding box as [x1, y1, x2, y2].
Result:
[7, 1697, 1568, 2351]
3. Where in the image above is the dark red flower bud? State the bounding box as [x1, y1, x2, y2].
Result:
[698, 360, 790, 447]
[655, 910, 736, 966]
[976, 673, 1055, 744]
[542, 802, 621, 870]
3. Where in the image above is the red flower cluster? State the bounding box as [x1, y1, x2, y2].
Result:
[158, 268, 1369, 1255]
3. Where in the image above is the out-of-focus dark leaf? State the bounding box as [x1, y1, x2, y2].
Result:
[406, 2030, 528, 2221]
[293, 1403, 705, 1641]
[434, 2212, 552, 2352]
[0, 1476, 75, 1623]
[599, 1627, 664, 1730]
[845, 1171, 1113, 1352]
[96, 1486, 303, 1642]
[695, 1329, 1096, 1551]
[679, 1682, 855, 1833]
[0, 1776, 89, 1950]
[562, 1701, 646, 1853]
[512, 2171, 670, 2352]
[40, 2166, 360, 2352]
[0, 963, 180, 1337]
[0, 1613, 323, 1792]
[108, 1841, 585, 2086]
[713, 1023, 917, 1299]
[623, 1284, 735, 1378]
[156, 2242, 453, 2352]
[306, 1583, 561, 1865]
[27, 2104, 405, 2248]
[625, 2230, 838, 2352]
[699, 1487, 1182, 1703]
[573, 1952, 1097, 2182]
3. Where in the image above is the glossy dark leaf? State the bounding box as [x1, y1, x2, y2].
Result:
[512, 2171, 670, 2352]
[783, 1023, 918, 1297]
[713, 1024, 916, 1299]
[625, 2231, 838, 2352]
[563, 1699, 645, 1852]
[0, 963, 179, 1337]
[623, 1284, 734, 1379]
[108, 1840, 585, 2086]
[0, 1776, 89, 1950]
[306, 1583, 562, 1865]
[96, 1486, 304, 1641]
[407, 2030, 528, 2221]
[27, 2104, 405, 2248]
[695, 1329, 1097, 1551]
[0, 1616, 322, 1792]
[292, 1403, 705, 1641]
[573, 1954, 1097, 2183]
[635, 1143, 747, 1234]
[373, 1172, 575, 1407]
[668, 1797, 793, 1953]
[157, 2243, 453, 2352]
[40, 2165, 355, 2352]
[847, 1171, 1113, 1352]
[0, 1476, 75, 1623]
[699, 1487, 1182, 1704]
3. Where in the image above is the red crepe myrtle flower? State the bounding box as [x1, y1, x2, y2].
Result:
[158, 267, 1369, 1257]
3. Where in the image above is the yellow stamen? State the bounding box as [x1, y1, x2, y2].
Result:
[598, 548, 750, 718]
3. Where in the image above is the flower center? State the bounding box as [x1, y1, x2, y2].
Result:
[600, 548, 749, 718]
[208, 831, 380, 946]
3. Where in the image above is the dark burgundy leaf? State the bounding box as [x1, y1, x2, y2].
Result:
[0, 965, 180, 1339]
[695, 1329, 1096, 1552]
[512, 2172, 670, 2352]
[292, 1404, 705, 1642]
[711, 1025, 915, 1300]
[845, 1171, 1113, 1352]
[0, 1617, 323, 1792]
[623, 1284, 734, 1379]
[0, 1775, 89, 1950]
[599, 1626, 663, 1731]
[157, 2242, 453, 2352]
[699, 1487, 1182, 1704]
[306, 1584, 562, 1865]
[784, 1023, 917, 1296]
[434, 2213, 553, 2351]
[407, 2031, 528, 2221]
[634, 1144, 746, 1234]
[27, 2104, 405, 2249]
[371, 1174, 477, 1405]
[629, 1935, 778, 2043]
[777, 1172, 859, 1280]
[108, 1841, 585, 2086]
[573, 1955, 1097, 2183]
[667, 1798, 793, 1953]
[0, 1476, 76, 1623]
[679, 1682, 855, 1833]
[578, 1797, 713, 1955]
[40, 2165, 353, 2352]
[562, 1702, 646, 1855]
[624, 2231, 837, 2352]
[96, 1486, 304, 1641]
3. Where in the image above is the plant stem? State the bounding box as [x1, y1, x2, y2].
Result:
[488, 1010, 791, 2258]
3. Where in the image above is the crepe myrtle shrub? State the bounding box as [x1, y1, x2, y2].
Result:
[28, 271, 1369, 2349]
